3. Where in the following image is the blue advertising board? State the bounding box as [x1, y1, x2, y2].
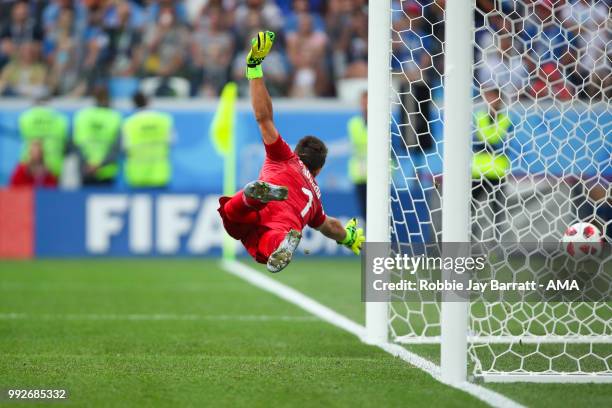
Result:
[34, 189, 362, 258]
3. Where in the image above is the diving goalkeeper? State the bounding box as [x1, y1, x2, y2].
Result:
[218, 31, 365, 273]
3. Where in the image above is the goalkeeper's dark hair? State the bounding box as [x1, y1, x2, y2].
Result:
[295, 135, 328, 174]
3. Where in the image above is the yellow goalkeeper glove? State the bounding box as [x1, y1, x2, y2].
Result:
[246, 30, 275, 80]
[338, 218, 365, 256]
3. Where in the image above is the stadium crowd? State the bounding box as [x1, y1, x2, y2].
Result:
[0, 0, 370, 98]
[0, 0, 608, 100]
[474, 0, 610, 101]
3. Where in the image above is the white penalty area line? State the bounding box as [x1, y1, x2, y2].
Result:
[0, 313, 319, 322]
[221, 259, 524, 408]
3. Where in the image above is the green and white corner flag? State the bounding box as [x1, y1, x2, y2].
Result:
[210, 82, 237, 159]
[210, 82, 238, 260]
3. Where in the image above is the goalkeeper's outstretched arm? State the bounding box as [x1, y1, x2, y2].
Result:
[318, 217, 365, 255]
[250, 78, 277, 145]
[246, 31, 278, 145]
[318, 217, 346, 241]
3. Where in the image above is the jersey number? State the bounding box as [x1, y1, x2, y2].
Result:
[300, 187, 313, 219]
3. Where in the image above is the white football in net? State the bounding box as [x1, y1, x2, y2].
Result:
[562, 222, 603, 258]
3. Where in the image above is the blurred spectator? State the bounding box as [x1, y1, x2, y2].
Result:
[324, 0, 352, 40]
[348, 90, 368, 220]
[285, 0, 325, 34]
[76, 6, 111, 96]
[122, 92, 174, 188]
[429, 0, 445, 75]
[107, 1, 144, 77]
[9, 140, 58, 188]
[140, 6, 190, 96]
[472, 87, 512, 241]
[28, 0, 48, 28]
[474, 1, 514, 53]
[145, 0, 189, 26]
[0, 0, 19, 30]
[559, 0, 611, 99]
[0, 41, 48, 98]
[72, 86, 122, 186]
[286, 14, 329, 97]
[393, 1, 434, 152]
[233, 6, 265, 47]
[325, 0, 352, 77]
[42, 0, 87, 38]
[529, 61, 574, 101]
[0, 1, 44, 62]
[18, 100, 69, 177]
[45, 6, 81, 96]
[287, 13, 327, 61]
[478, 32, 530, 102]
[103, 0, 145, 31]
[234, 0, 283, 35]
[277, 0, 325, 15]
[232, 30, 288, 96]
[338, 9, 367, 78]
[191, 5, 235, 96]
[193, 0, 235, 28]
[521, 1, 575, 100]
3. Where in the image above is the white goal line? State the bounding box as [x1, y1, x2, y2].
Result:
[0, 312, 320, 322]
[478, 373, 612, 384]
[221, 259, 525, 408]
[395, 335, 612, 345]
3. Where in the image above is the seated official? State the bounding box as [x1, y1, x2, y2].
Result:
[10, 140, 58, 188]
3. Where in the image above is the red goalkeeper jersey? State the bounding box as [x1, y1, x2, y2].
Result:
[257, 135, 326, 232]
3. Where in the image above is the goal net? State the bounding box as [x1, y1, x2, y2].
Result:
[386, 0, 611, 382]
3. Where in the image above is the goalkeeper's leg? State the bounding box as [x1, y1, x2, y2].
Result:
[259, 229, 302, 273]
[223, 180, 288, 224]
[244, 180, 288, 203]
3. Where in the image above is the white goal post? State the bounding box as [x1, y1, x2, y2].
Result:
[365, 0, 391, 345]
[366, 0, 612, 383]
[439, 0, 473, 385]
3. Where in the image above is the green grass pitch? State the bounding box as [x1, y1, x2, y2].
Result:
[0, 259, 610, 407]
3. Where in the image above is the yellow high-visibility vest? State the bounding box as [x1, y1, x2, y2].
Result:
[73, 106, 122, 180]
[122, 110, 173, 187]
[348, 115, 367, 184]
[19, 106, 68, 176]
[472, 111, 511, 180]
